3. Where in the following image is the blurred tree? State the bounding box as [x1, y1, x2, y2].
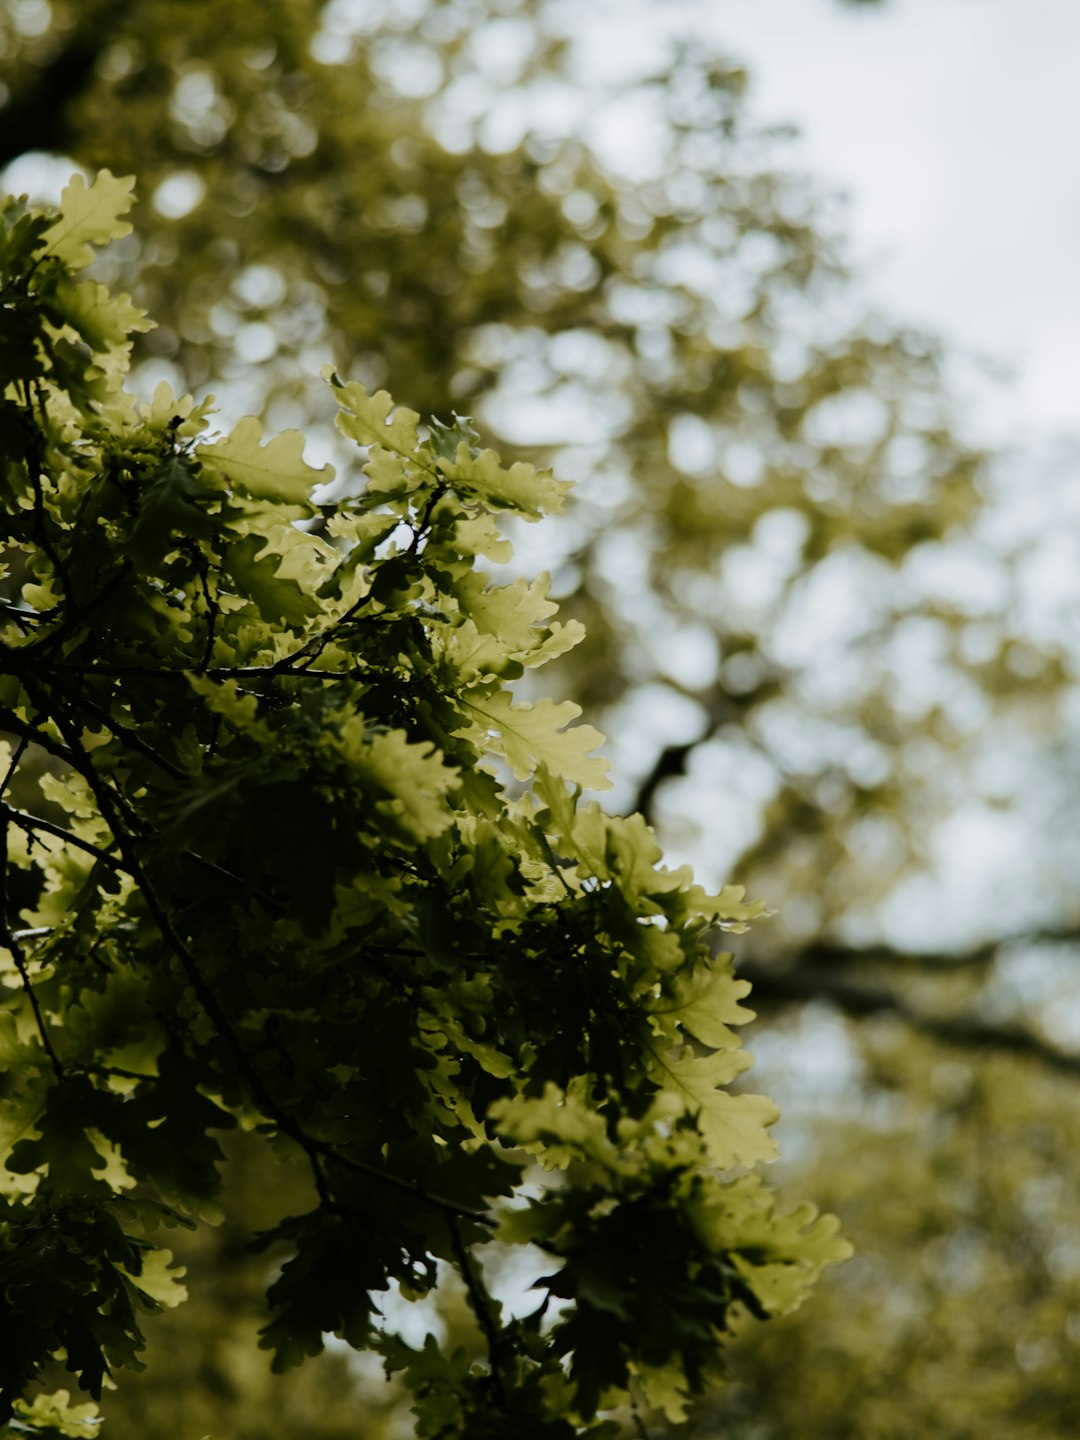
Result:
[0, 0, 1003, 945]
[688, 1022, 1080, 1438]
[4, 0, 1080, 1434]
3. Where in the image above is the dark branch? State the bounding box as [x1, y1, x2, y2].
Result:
[794, 929, 1080, 971]
[0, 808, 64, 1077]
[0, 704, 79, 769]
[53, 686, 188, 782]
[2, 803, 126, 872]
[448, 1214, 509, 1405]
[738, 958, 1080, 1078]
[633, 737, 701, 828]
[629, 686, 751, 823]
[27, 662, 359, 681]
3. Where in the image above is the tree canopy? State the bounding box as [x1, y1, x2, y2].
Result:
[5, 1, 1080, 1435]
[0, 171, 847, 1439]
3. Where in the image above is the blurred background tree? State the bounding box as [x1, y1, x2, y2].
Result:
[4, 0, 1080, 1434]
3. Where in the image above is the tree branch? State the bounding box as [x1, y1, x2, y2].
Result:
[52, 684, 188, 782]
[629, 684, 756, 824]
[2, 803, 127, 873]
[738, 956, 1080, 1078]
[448, 1213, 509, 1405]
[0, 703, 79, 769]
[0, 808, 64, 1077]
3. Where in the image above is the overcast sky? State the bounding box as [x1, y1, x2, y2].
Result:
[692, 0, 1080, 442]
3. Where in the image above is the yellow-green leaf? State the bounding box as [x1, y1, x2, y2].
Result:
[648, 956, 756, 1049]
[197, 416, 333, 504]
[332, 377, 421, 456]
[461, 689, 611, 791]
[40, 170, 136, 269]
[439, 443, 571, 519]
[654, 1047, 778, 1168]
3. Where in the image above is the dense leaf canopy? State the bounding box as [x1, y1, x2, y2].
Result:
[6, 2, 1080, 1435]
[0, 173, 846, 1438]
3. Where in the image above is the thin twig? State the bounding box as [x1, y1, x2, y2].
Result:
[4, 929, 65, 1077]
[2, 803, 126, 872]
[182, 850, 285, 914]
[0, 703, 79, 768]
[315, 1140, 496, 1226]
[55, 686, 187, 782]
[21, 662, 360, 681]
[0, 808, 64, 1077]
[448, 1213, 508, 1406]
[24, 558, 133, 660]
[0, 603, 52, 627]
[17, 678, 150, 838]
[197, 560, 219, 673]
[0, 735, 28, 797]
[279, 590, 378, 673]
[627, 1389, 652, 1440]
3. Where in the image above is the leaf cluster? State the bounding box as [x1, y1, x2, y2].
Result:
[0, 175, 846, 1437]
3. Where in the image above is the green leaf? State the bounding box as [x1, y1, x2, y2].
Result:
[39, 171, 136, 270]
[438, 444, 572, 519]
[0, 199, 50, 278]
[648, 955, 755, 1049]
[7, 1081, 112, 1196]
[331, 378, 421, 456]
[40, 277, 151, 353]
[490, 1082, 618, 1172]
[119, 1246, 188, 1311]
[651, 1048, 779, 1168]
[460, 690, 611, 791]
[10, 1389, 103, 1438]
[222, 532, 322, 626]
[127, 454, 224, 568]
[197, 416, 332, 504]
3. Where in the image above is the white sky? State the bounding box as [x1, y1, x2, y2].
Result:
[554, 0, 1080, 938]
[693, 0, 1080, 441]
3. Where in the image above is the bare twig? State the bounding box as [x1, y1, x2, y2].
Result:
[0, 703, 79, 769]
[448, 1213, 509, 1405]
[0, 735, 28, 797]
[2, 803, 126, 872]
[61, 687, 188, 782]
[197, 560, 220, 673]
[0, 808, 64, 1077]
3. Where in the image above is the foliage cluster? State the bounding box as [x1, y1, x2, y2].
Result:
[0, 173, 846, 1438]
[6, 2, 1080, 1435]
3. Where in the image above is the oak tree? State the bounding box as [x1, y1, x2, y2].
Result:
[7, 4, 1079, 1434]
[0, 173, 846, 1439]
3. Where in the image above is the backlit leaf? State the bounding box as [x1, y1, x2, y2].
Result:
[198, 416, 332, 504]
[39, 170, 136, 269]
